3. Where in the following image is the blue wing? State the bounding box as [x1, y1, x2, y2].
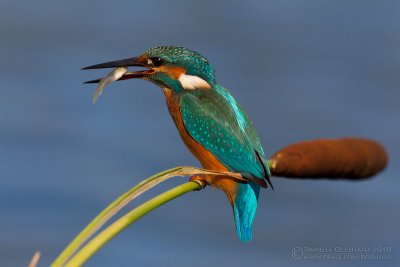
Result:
[180, 86, 272, 188]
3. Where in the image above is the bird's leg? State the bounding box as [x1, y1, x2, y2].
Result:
[189, 175, 208, 191]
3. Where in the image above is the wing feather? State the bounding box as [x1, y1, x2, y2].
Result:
[180, 88, 271, 188]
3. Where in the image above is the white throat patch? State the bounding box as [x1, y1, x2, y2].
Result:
[178, 74, 211, 90]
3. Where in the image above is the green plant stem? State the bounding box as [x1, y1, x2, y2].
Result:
[52, 166, 242, 267]
[64, 181, 201, 267]
[51, 167, 182, 267]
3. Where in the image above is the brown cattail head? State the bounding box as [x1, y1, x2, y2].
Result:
[269, 137, 388, 180]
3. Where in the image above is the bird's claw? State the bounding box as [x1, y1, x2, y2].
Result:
[190, 176, 207, 191]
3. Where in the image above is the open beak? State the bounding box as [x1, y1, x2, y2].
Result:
[82, 57, 155, 83]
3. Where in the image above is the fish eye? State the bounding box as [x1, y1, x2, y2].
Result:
[149, 57, 164, 67]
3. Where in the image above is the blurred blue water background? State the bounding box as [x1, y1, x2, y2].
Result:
[0, 1, 399, 266]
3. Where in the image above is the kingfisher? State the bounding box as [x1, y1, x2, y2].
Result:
[83, 46, 273, 242]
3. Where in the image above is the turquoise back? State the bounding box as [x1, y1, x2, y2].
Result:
[180, 86, 268, 179]
[180, 85, 270, 242]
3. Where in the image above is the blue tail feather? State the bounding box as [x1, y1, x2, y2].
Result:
[233, 183, 260, 242]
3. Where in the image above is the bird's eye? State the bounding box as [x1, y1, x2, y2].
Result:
[149, 57, 164, 67]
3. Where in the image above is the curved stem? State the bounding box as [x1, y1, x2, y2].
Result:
[51, 167, 182, 267]
[52, 166, 242, 267]
[64, 181, 201, 267]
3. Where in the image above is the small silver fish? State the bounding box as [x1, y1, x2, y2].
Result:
[92, 67, 128, 104]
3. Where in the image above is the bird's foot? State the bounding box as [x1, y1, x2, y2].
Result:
[190, 175, 207, 191]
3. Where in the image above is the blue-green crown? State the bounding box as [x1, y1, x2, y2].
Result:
[144, 46, 216, 84]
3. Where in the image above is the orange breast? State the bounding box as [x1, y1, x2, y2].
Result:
[163, 89, 238, 204]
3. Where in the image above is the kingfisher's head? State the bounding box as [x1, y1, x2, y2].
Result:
[84, 46, 216, 92]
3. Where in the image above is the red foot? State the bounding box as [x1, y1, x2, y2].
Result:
[189, 175, 208, 190]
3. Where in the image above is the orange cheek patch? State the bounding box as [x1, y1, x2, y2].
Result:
[158, 66, 186, 79]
